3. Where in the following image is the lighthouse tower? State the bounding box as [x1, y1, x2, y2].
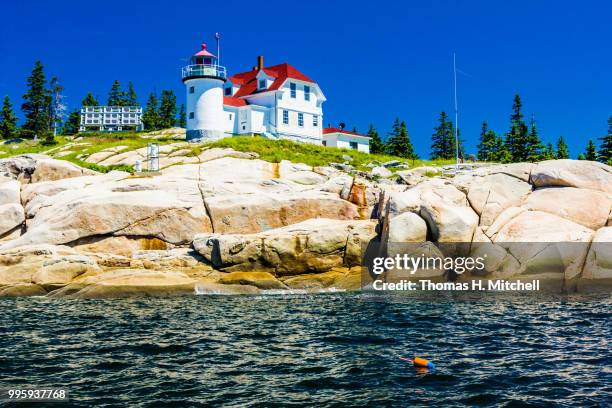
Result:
[181, 43, 227, 141]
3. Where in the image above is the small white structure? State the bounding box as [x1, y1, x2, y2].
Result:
[182, 43, 326, 144]
[322, 127, 371, 153]
[80, 106, 143, 132]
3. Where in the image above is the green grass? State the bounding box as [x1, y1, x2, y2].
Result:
[209, 136, 455, 172]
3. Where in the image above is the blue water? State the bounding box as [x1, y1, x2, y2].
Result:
[0, 292, 610, 407]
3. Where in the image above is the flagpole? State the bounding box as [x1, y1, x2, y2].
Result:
[453, 52, 459, 170]
[216, 32, 220, 66]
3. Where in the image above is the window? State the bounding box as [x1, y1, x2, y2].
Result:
[189, 86, 195, 94]
[225, 87, 231, 95]
[322, 140, 327, 146]
[259, 79, 266, 89]
[298, 113, 304, 127]
[229, 113, 232, 120]
[350, 141, 358, 150]
[242, 125, 246, 130]
[290, 82, 296, 98]
[312, 115, 318, 127]
[304, 85, 310, 101]
[282, 110, 289, 125]
[189, 112, 194, 119]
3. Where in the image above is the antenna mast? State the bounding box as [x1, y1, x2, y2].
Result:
[453, 52, 459, 170]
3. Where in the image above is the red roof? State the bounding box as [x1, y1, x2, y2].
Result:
[229, 63, 315, 98]
[194, 43, 216, 58]
[223, 96, 247, 107]
[323, 127, 366, 137]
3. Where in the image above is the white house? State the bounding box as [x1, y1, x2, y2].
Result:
[322, 127, 371, 153]
[79, 106, 143, 132]
[181, 42, 370, 151]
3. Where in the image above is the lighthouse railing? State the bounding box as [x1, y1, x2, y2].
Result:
[182, 64, 227, 79]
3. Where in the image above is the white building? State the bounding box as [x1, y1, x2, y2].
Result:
[182, 42, 370, 151]
[322, 127, 371, 153]
[80, 106, 143, 132]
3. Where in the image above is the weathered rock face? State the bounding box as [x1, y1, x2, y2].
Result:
[0, 154, 97, 183]
[523, 187, 611, 230]
[530, 159, 612, 193]
[0, 203, 24, 236]
[193, 219, 377, 275]
[582, 227, 612, 280]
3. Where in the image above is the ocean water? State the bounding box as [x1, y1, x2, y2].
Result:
[0, 292, 610, 407]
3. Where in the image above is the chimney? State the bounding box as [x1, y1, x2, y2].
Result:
[257, 55, 264, 71]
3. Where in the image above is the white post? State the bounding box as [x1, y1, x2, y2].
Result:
[453, 52, 460, 171]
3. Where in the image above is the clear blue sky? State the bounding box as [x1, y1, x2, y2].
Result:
[1, 0, 611, 158]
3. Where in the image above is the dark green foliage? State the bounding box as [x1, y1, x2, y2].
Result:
[504, 94, 529, 161]
[584, 139, 597, 161]
[598, 117, 612, 165]
[82, 93, 99, 106]
[542, 143, 556, 160]
[476, 121, 497, 161]
[107, 80, 124, 106]
[21, 61, 51, 139]
[430, 111, 457, 160]
[141, 93, 160, 131]
[577, 153, 586, 160]
[177, 104, 186, 128]
[0, 96, 18, 139]
[158, 90, 177, 129]
[125, 82, 138, 106]
[555, 135, 570, 159]
[367, 123, 384, 154]
[62, 110, 81, 135]
[386, 118, 417, 159]
[526, 116, 544, 161]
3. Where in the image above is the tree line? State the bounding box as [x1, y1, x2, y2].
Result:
[0, 61, 186, 143]
[364, 94, 612, 165]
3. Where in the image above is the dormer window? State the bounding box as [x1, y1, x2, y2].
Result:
[258, 79, 266, 90]
[225, 87, 232, 96]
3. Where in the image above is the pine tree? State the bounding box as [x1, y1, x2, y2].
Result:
[82, 93, 99, 106]
[584, 139, 597, 161]
[177, 104, 186, 128]
[0, 96, 18, 140]
[367, 123, 384, 154]
[577, 153, 586, 160]
[504, 94, 529, 162]
[48, 76, 66, 142]
[158, 90, 177, 129]
[476, 121, 497, 161]
[430, 111, 455, 159]
[125, 82, 138, 106]
[386, 118, 417, 159]
[542, 142, 556, 160]
[490, 135, 512, 163]
[107, 80, 124, 106]
[526, 115, 544, 161]
[141, 93, 160, 130]
[21, 61, 51, 139]
[62, 110, 81, 135]
[598, 117, 612, 165]
[555, 135, 570, 159]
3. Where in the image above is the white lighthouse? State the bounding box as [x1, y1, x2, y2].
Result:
[182, 43, 227, 141]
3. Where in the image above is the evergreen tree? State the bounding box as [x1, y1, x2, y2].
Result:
[577, 153, 586, 160]
[476, 121, 497, 161]
[0, 96, 18, 140]
[598, 117, 612, 165]
[48, 76, 66, 142]
[107, 80, 124, 106]
[125, 82, 138, 106]
[386, 118, 417, 159]
[430, 111, 456, 159]
[504, 94, 529, 162]
[367, 123, 384, 154]
[62, 110, 81, 135]
[555, 135, 570, 159]
[542, 142, 556, 160]
[21, 60, 51, 139]
[141, 93, 160, 130]
[490, 135, 512, 163]
[177, 104, 186, 128]
[158, 90, 177, 129]
[82, 93, 99, 106]
[584, 139, 598, 161]
[526, 115, 544, 161]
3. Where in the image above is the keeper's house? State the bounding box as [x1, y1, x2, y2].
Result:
[181, 42, 370, 152]
[80, 106, 143, 132]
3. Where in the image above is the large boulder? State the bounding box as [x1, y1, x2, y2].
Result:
[0, 179, 20, 205]
[582, 227, 612, 280]
[523, 187, 611, 230]
[193, 219, 377, 275]
[530, 160, 612, 194]
[0, 155, 97, 183]
[420, 203, 479, 243]
[0, 203, 24, 236]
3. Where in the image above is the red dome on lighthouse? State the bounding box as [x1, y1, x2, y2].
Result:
[194, 43, 216, 58]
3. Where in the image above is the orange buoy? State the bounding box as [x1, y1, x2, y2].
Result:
[413, 357, 435, 369]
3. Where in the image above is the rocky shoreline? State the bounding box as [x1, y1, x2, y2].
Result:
[1, 148, 611, 298]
